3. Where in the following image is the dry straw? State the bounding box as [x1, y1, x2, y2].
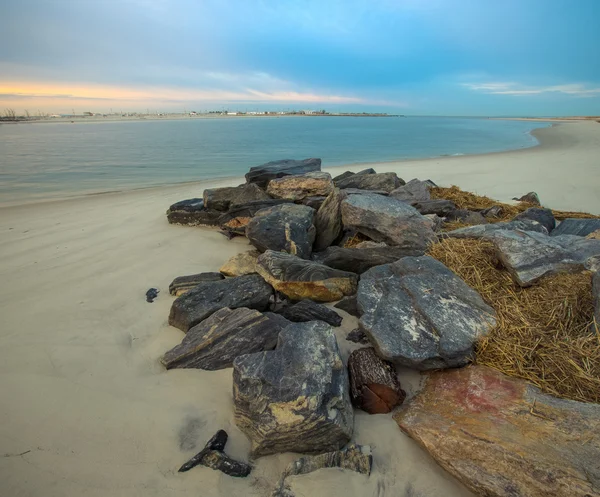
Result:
[428, 237, 599, 403]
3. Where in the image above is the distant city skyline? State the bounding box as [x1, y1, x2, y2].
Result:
[1, 0, 600, 116]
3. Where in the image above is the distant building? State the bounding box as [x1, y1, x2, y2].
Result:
[83, 111, 94, 116]
[227, 112, 238, 115]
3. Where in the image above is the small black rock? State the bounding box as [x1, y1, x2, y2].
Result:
[146, 288, 159, 303]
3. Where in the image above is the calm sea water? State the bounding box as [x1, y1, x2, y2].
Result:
[0, 117, 549, 205]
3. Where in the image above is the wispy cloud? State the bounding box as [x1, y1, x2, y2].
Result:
[463, 82, 600, 97]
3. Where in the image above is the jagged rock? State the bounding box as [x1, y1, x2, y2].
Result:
[168, 274, 273, 331]
[446, 219, 548, 238]
[267, 172, 333, 201]
[481, 205, 504, 218]
[332, 168, 376, 183]
[593, 273, 600, 325]
[217, 199, 292, 226]
[552, 218, 600, 237]
[276, 300, 342, 327]
[272, 444, 372, 497]
[513, 191, 541, 205]
[313, 188, 348, 252]
[348, 347, 405, 414]
[488, 230, 600, 287]
[219, 251, 260, 276]
[167, 198, 221, 226]
[246, 159, 322, 188]
[424, 214, 443, 232]
[408, 199, 456, 216]
[346, 328, 370, 344]
[514, 207, 556, 233]
[256, 250, 358, 302]
[204, 183, 271, 212]
[342, 188, 389, 196]
[246, 204, 316, 259]
[301, 196, 327, 210]
[358, 256, 497, 369]
[335, 172, 403, 193]
[395, 366, 600, 497]
[445, 209, 488, 225]
[162, 307, 290, 370]
[335, 296, 360, 317]
[313, 245, 423, 274]
[169, 272, 225, 296]
[145, 288, 159, 303]
[341, 193, 437, 250]
[389, 179, 432, 202]
[233, 321, 353, 457]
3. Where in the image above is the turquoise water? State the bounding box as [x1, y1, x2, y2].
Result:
[0, 117, 549, 205]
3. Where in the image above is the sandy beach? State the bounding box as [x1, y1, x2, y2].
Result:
[0, 120, 599, 497]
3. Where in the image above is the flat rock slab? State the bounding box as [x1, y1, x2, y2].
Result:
[204, 183, 271, 212]
[341, 193, 437, 250]
[335, 172, 403, 193]
[233, 321, 353, 457]
[168, 274, 273, 331]
[552, 218, 600, 237]
[313, 245, 423, 274]
[267, 172, 333, 201]
[395, 366, 600, 497]
[389, 178, 432, 202]
[256, 250, 358, 302]
[488, 230, 600, 286]
[358, 256, 497, 369]
[161, 307, 290, 370]
[169, 272, 225, 296]
[313, 188, 347, 252]
[219, 251, 260, 276]
[246, 204, 316, 259]
[276, 299, 342, 327]
[167, 198, 222, 226]
[217, 199, 292, 226]
[446, 219, 548, 238]
[246, 158, 322, 188]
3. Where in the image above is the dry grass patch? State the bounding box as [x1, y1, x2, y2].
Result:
[428, 237, 600, 403]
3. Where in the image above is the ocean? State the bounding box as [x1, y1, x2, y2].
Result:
[0, 116, 549, 205]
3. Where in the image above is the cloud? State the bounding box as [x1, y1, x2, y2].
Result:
[463, 81, 600, 97]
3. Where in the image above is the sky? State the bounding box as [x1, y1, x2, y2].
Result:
[1, 0, 600, 116]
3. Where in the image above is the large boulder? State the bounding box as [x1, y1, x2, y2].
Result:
[389, 178, 432, 202]
[552, 218, 600, 237]
[168, 274, 273, 331]
[204, 183, 271, 212]
[266, 172, 334, 201]
[488, 230, 600, 287]
[256, 250, 358, 302]
[276, 299, 342, 327]
[446, 219, 548, 238]
[169, 272, 225, 296]
[313, 245, 423, 274]
[358, 256, 497, 369]
[161, 307, 290, 370]
[514, 207, 556, 233]
[313, 188, 348, 252]
[332, 168, 375, 183]
[395, 366, 600, 497]
[166, 198, 221, 226]
[246, 204, 316, 259]
[246, 158, 322, 188]
[233, 321, 353, 457]
[219, 251, 260, 276]
[513, 191, 541, 205]
[335, 172, 403, 193]
[341, 193, 437, 250]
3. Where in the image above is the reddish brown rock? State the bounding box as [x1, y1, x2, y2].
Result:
[395, 366, 600, 497]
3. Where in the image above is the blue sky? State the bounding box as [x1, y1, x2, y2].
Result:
[1, 0, 600, 115]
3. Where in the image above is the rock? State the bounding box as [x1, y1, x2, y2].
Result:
[246, 159, 322, 188]
[354, 241, 386, 248]
[266, 172, 333, 201]
[169, 272, 225, 296]
[593, 273, 600, 325]
[162, 307, 290, 370]
[408, 199, 456, 216]
[346, 328, 370, 344]
[394, 365, 600, 497]
[513, 191, 541, 205]
[204, 183, 271, 212]
[342, 188, 389, 196]
[445, 209, 488, 225]
[334, 296, 360, 317]
[246, 204, 316, 259]
[341, 193, 437, 250]
[167, 198, 221, 226]
[551, 218, 600, 237]
[358, 256, 497, 369]
[313, 245, 423, 274]
[233, 321, 353, 457]
[168, 274, 273, 331]
[219, 251, 260, 277]
[217, 199, 292, 226]
[389, 178, 432, 202]
[488, 230, 600, 287]
[446, 219, 549, 238]
[276, 300, 342, 327]
[272, 444, 372, 497]
[424, 214, 443, 232]
[335, 172, 403, 192]
[514, 207, 556, 233]
[145, 288, 159, 302]
[178, 430, 251, 477]
[332, 168, 376, 183]
[313, 188, 348, 252]
[256, 250, 358, 302]
[481, 205, 504, 218]
[587, 230, 600, 240]
[348, 347, 406, 414]
[301, 196, 327, 210]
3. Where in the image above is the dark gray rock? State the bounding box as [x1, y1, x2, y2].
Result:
[246, 204, 316, 259]
[445, 209, 488, 225]
[358, 256, 497, 370]
[424, 214, 443, 232]
[514, 207, 556, 233]
[217, 199, 292, 224]
[162, 307, 290, 370]
[167, 198, 222, 226]
[233, 321, 353, 457]
[335, 172, 403, 193]
[551, 218, 600, 237]
[335, 296, 360, 317]
[406, 199, 456, 216]
[246, 159, 322, 188]
[301, 196, 327, 210]
[168, 274, 273, 331]
[389, 179, 432, 202]
[332, 168, 376, 183]
[481, 205, 504, 218]
[343, 188, 389, 196]
[145, 288, 159, 303]
[276, 300, 342, 327]
[204, 183, 271, 212]
[513, 191, 541, 205]
[341, 193, 437, 250]
[314, 188, 348, 252]
[446, 219, 549, 238]
[168, 198, 204, 212]
[346, 328, 370, 344]
[169, 272, 225, 296]
[313, 245, 423, 274]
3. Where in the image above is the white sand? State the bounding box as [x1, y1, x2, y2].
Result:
[1, 121, 598, 497]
